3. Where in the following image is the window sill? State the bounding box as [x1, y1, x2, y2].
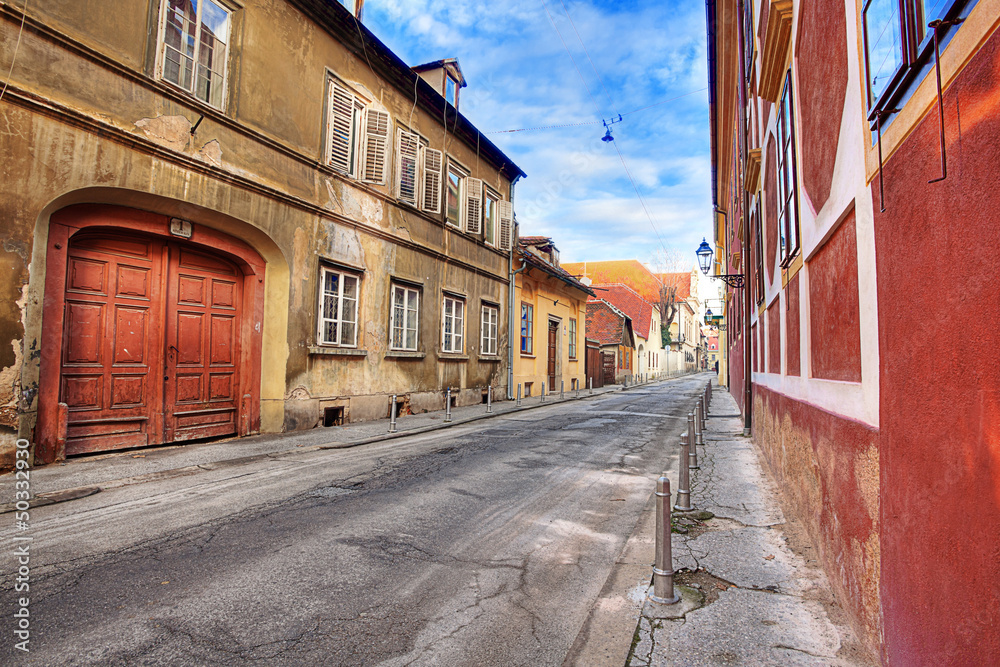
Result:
[385, 350, 426, 359]
[478, 355, 502, 362]
[520, 353, 536, 359]
[437, 353, 469, 361]
[309, 346, 367, 357]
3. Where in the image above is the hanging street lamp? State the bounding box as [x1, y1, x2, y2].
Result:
[696, 238, 744, 289]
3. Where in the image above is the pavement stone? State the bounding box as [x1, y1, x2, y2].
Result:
[626, 383, 870, 666]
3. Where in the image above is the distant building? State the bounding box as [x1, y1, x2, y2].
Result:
[584, 300, 635, 385]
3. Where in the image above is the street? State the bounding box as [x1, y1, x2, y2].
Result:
[2, 376, 710, 665]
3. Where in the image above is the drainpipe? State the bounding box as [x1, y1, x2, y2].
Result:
[507, 175, 523, 400]
[508, 227, 526, 400]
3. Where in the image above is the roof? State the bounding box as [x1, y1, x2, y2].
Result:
[289, 0, 525, 179]
[585, 300, 632, 347]
[517, 249, 594, 296]
[519, 236, 553, 246]
[592, 284, 655, 341]
[657, 272, 693, 299]
[562, 260, 665, 305]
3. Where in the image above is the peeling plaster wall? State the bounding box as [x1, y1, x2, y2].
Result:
[752, 384, 881, 661]
[0, 0, 517, 464]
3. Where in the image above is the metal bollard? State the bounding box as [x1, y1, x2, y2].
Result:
[689, 411, 699, 469]
[444, 387, 452, 422]
[486, 385, 493, 413]
[388, 394, 398, 433]
[560, 380, 564, 399]
[516, 383, 522, 407]
[649, 475, 680, 605]
[674, 430, 694, 511]
[576, 380, 580, 398]
[623, 375, 628, 388]
[589, 377, 593, 394]
[701, 395, 707, 431]
[541, 383, 545, 401]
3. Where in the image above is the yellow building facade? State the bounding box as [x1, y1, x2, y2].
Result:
[512, 238, 593, 398]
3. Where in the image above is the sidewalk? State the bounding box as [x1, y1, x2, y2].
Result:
[624, 384, 870, 666]
[6, 378, 648, 507]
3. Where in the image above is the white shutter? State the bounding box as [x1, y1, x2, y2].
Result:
[396, 129, 419, 206]
[362, 109, 390, 184]
[465, 177, 483, 234]
[498, 200, 513, 251]
[327, 82, 355, 174]
[420, 147, 443, 213]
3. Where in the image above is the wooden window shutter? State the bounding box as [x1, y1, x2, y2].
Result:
[420, 147, 443, 213]
[396, 129, 420, 206]
[465, 177, 483, 234]
[328, 82, 355, 174]
[498, 200, 513, 251]
[362, 110, 390, 184]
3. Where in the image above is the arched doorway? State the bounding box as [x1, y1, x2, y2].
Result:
[36, 205, 266, 461]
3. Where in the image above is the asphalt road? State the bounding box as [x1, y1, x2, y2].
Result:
[2, 375, 709, 666]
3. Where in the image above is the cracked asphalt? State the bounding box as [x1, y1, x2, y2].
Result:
[1, 375, 713, 665]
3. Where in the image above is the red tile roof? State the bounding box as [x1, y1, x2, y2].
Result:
[563, 260, 664, 305]
[592, 284, 654, 341]
[586, 300, 628, 346]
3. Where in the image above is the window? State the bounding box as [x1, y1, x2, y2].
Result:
[158, 0, 231, 108]
[465, 177, 483, 234]
[776, 72, 800, 267]
[446, 163, 466, 228]
[862, 0, 964, 116]
[396, 129, 420, 206]
[481, 304, 499, 356]
[753, 200, 764, 303]
[317, 267, 359, 347]
[520, 303, 534, 354]
[390, 284, 419, 351]
[568, 318, 578, 359]
[326, 79, 389, 183]
[483, 190, 499, 246]
[445, 75, 458, 107]
[442, 295, 465, 353]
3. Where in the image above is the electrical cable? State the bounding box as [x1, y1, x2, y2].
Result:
[0, 0, 28, 105]
[558, 0, 619, 117]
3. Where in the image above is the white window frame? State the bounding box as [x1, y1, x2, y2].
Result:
[446, 161, 467, 229]
[317, 266, 360, 348]
[481, 304, 499, 356]
[156, 0, 233, 109]
[325, 77, 391, 184]
[441, 295, 465, 353]
[483, 189, 500, 246]
[390, 283, 420, 351]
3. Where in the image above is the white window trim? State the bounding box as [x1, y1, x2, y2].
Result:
[446, 161, 469, 229]
[317, 267, 360, 348]
[155, 0, 233, 110]
[481, 304, 499, 356]
[483, 188, 501, 247]
[390, 283, 420, 351]
[442, 295, 466, 353]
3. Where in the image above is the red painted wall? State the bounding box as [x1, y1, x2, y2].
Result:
[767, 304, 781, 374]
[752, 322, 759, 372]
[786, 273, 800, 376]
[729, 334, 745, 414]
[876, 30, 1000, 666]
[793, 0, 847, 214]
[808, 209, 862, 382]
[765, 137, 778, 283]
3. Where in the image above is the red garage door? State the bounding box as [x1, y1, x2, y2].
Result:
[60, 232, 243, 455]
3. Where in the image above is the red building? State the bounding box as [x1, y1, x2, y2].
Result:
[707, 0, 1000, 663]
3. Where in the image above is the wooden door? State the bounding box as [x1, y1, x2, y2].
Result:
[59, 232, 243, 454]
[163, 246, 242, 442]
[547, 321, 558, 390]
[60, 234, 164, 455]
[602, 352, 616, 385]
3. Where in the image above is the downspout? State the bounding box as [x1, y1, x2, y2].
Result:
[736, 0, 753, 436]
[507, 175, 523, 400]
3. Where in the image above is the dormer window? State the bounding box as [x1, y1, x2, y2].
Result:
[445, 75, 458, 107]
[412, 58, 467, 112]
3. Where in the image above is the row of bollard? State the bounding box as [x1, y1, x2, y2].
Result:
[388, 376, 599, 433]
[651, 379, 714, 607]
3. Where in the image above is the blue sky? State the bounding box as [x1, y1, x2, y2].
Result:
[365, 0, 712, 270]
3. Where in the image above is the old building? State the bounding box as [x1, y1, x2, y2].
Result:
[584, 300, 635, 385]
[0, 0, 524, 466]
[512, 236, 592, 398]
[586, 284, 661, 378]
[707, 0, 1000, 661]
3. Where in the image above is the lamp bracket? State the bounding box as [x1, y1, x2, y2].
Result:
[710, 273, 745, 289]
